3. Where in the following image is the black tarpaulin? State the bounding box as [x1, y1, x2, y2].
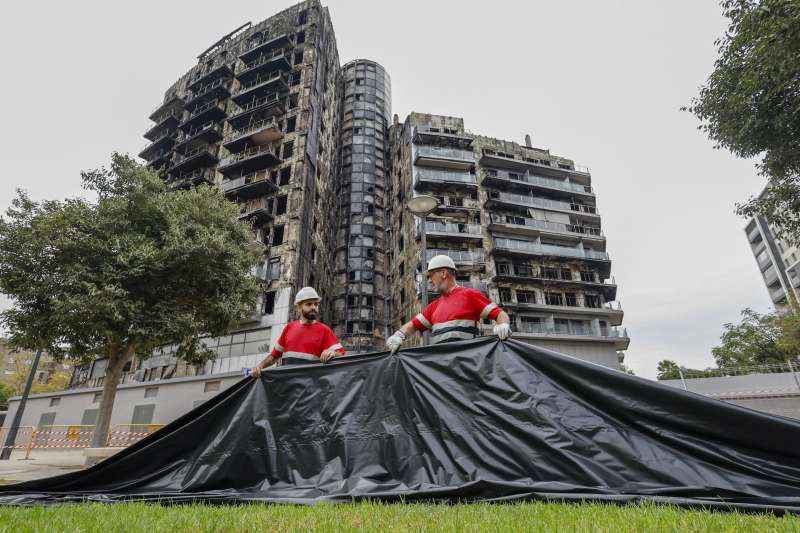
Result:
[2, 337, 800, 512]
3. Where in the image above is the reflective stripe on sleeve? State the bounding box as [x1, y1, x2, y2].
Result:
[415, 313, 432, 329]
[480, 302, 498, 320]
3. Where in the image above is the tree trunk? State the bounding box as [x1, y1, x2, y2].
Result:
[88, 345, 135, 457]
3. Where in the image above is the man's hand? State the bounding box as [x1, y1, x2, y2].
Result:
[251, 365, 263, 378]
[493, 323, 511, 340]
[320, 349, 337, 363]
[386, 330, 406, 353]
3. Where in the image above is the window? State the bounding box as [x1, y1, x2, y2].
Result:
[267, 258, 281, 280]
[275, 195, 288, 215]
[131, 404, 155, 425]
[298, 9, 308, 25]
[289, 93, 299, 109]
[580, 270, 595, 283]
[263, 291, 276, 314]
[294, 51, 304, 65]
[399, 261, 405, 275]
[516, 290, 536, 304]
[545, 292, 563, 306]
[49, 397, 61, 407]
[296, 31, 305, 44]
[565, 293, 578, 307]
[499, 288, 512, 303]
[286, 116, 296, 133]
[272, 225, 285, 246]
[400, 288, 406, 304]
[585, 295, 601, 308]
[290, 71, 301, 86]
[144, 387, 158, 398]
[283, 141, 294, 158]
[204, 381, 221, 393]
[520, 316, 541, 333]
[398, 236, 404, 251]
[279, 166, 291, 185]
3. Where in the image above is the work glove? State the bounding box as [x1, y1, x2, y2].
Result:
[493, 323, 511, 340]
[386, 330, 406, 353]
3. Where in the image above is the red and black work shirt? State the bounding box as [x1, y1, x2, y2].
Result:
[270, 321, 345, 361]
[411, 286, 503, 343]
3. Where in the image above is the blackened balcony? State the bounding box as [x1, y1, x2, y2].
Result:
[238, 204, 273, 226]
[179, 100, 227, 132]
[148, 94, 184, 121]
[231, 71, 288, 105]
[144, 110, 182, 141]
[145, 148, 173, 169]
[425, 249, 485, 267]
[139, 129, 178, 160]
[221, 169, 279, 200]
[222, 117, 283, 152]
[236, 50, 292, 84]
[493, 265, 617, 301]
[187, 62, 234, 92]
[227, 94, 285, 129]
[218, 143, 281, 176]
[413, 126, 473, 149]
[170, 145, 218, 175]
[239, 33, 292, 64]
[414, 145, 474, 170]
[184, 78, 231, 109]
[488, 214, 604, 245]
[493, 237, 610, 275]
[168, 168, 216, 190]
[422, 221, 483, 241]
[480, 149, 590, 178]
[500, 297, 624, 325]
[482, 168, 593, 198]
[173, 122, 224, 154]
[414, 168, 477, 190]
[485, 191, 600, 220]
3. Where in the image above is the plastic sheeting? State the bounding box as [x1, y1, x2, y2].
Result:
[1, 337, 800, 512]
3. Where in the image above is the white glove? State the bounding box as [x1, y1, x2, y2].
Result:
[493, 323, 511, 340]
[386, 330, 406, 353]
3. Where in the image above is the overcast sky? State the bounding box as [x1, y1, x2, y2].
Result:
[0, 1, 771, 378]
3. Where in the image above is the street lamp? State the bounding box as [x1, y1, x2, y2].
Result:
[406, 195, 439, 346]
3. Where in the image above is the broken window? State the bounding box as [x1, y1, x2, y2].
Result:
[275, 195, 287, 215]
[585, 295, 601, 308]
[282, 141, 294, 158]
[296, 31, 305, 44]
[279, 166, 291, 185]
[263, 291, 276, 314]
[545, 292, 563, 306]
[272, 225, 285, 246]
[564, 292, 578, 307]
[294, 51, 304, 65]
[286, 116, 296, 133]
[499, 288, 512, 303]
[516, 290, 536, 304]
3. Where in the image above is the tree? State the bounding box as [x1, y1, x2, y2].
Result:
[0, 383, 10, 411]
[0, 154, 261, 448]
[711, 308, 789, 368]
[0, 352, 72, 397]
[657, 360, 682, 381]
[685, 0, 800, 245]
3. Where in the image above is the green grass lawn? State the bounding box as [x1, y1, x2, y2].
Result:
[0, 501, 798, 532]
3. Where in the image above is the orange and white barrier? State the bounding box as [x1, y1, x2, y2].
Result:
[0, 424, 164, 459]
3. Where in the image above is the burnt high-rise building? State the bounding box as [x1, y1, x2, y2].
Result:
[38, 0, 628, 427]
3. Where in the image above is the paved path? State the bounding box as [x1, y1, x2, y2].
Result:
[0, 450, 85, 483]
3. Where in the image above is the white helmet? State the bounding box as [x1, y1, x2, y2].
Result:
[427, 254, 456, 273]
[294, 286, 321, 305]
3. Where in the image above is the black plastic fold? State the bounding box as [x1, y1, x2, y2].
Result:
[1, 338, 799, 512]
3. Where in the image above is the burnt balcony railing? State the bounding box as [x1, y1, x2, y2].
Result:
[220, 169, 279, 200]
[489, 214, 603, 238]
[494, 238, 609, 261]
[144, 110, 182, 141]
[227, 93, 285, 128]
[184, 78, 231, 108]
[222, 117, 283, 152]
[218, 143, 281, 175]
[487, 191, 599, 217]
[232, 71, 288, 104]
[483, 168, 593, 195]
[237, 49, 292, 82]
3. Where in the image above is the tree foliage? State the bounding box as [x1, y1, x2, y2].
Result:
[686, 0, 800, 245]
[711, 308, 798, 367]
[0, 154, 261, 446]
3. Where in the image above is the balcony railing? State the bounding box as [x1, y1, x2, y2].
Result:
[516, 322, 628, 339]
[503, 296, 621, 312]
[415, 145, 474, 163]
[185, 78, 230, 106]
[172, 145, 216, 166]
[415, 168, 477, 185]
[425, 249, 485, 264]
[483, 169, 593, 195]
[183, 100, 225, 122]
[494, 238, 609, 261]
[222, 117, 281, 146]
[488, 191, 599, 216]
[424, 221, 483, 237]
[139, 129, 177, 155]
[228, 93, 284, 123]
[219, 143, 280, 169]
[490, 214, 602, 237]
[220, 169, 279, 197]
[238, 49, 290, 76]
[176, 121, 222, 145]
[233, 71, 287, 98]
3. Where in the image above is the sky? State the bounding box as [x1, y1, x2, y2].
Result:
[0, 1, 773, 378]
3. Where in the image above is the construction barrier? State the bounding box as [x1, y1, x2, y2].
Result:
[0, 426, 36, 451]
[106, 424, 164, 447]
[0, 424, 164, 459]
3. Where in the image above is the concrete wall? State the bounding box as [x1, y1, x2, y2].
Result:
[5, 372, 243, 431]
[661, 371, 800, 420]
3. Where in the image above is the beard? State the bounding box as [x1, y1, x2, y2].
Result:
[302, 310, 318, 320]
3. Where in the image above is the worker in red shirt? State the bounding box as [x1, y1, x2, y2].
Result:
[251, 287, 345, 377]
[386, 255, 512, 352]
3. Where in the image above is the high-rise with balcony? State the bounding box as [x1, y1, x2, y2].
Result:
[386, 113, 628, 369]
[68, 0, 629, 400]
[137, 1, 342, 378]
[745, 187, 800, 313]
